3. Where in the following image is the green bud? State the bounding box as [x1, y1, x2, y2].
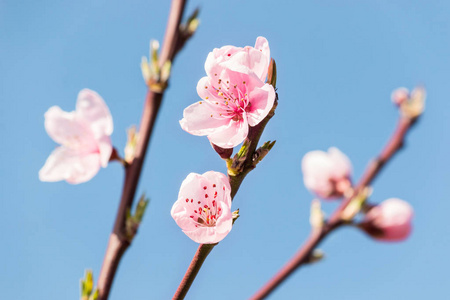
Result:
[306, 249, 325, 264]
[253, 140, 276, 166]
[232, 209, 240, 225]
[309, 199, 324, 229]
[341, 187, 372, 221]
[125, 194, 150, 240]
[80, 270, 94, 298]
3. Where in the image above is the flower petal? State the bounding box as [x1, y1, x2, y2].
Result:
[254, 36, 270, 78]
[205, 37, 271, 82]
[179, 100, 229, 136]
[247, 83, 276, 126]
[202, 171, 232, 207]
[205, 45, 242, 77]
[44, 106, 97, 151]
[97, 135, 113, 167]
[171, 199, 199, 232]
[182, 226, 227, 244]
[327, 147, 352, 179]
[207, 116, 249, 149]
[76, 89, 113, 138]
[39, 147, 101, 184]
[214, 201, 233, 234]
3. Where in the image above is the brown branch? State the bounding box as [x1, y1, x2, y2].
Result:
[173, 96, 278, 300]
[172, 244, 216, 300]
[96, 1, 189, 299]
[250, 115, 418, 300]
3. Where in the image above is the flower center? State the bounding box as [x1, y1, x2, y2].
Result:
[205, 76, 252, 120]
[187, 184, 223, 227]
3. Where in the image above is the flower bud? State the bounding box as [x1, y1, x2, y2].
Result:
[361, 198, 413, 242]
[301, 147, 352, 199]
[211, 143, 233, 159]
[391, 87, 409, 106]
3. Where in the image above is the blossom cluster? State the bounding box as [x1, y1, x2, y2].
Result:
[39, 37, 414, 246]
[173, 37, 275, 243]
[302, 147, 413, 242]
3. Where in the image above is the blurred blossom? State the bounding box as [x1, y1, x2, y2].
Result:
[180, 37, 276, 148]
[39, 89, 113, 184]
[362, 198, 413, 242]
[171, 171, 233, 244]
[301, 147, 352, 199]
[391, 87, 409, 106]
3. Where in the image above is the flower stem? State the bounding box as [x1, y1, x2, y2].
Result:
[96, 1, 191, 299]
[250, 115, 418, 299]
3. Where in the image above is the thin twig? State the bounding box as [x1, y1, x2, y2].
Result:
[173, 96, 279, 300]
[96, 1, 189, 299]
[172, 244, 216, 300]
[250, 115, 418, 300]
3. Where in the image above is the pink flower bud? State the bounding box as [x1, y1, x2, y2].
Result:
[39, 89, 113, 184]
[301, 147, 352, 199]
[391, 87, 409, 106]
[171, 171, 233, 244]
[362, 198, 413, 242]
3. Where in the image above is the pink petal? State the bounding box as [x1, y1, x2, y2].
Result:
[179, 100, 229, 137]
[214, 201, 233, 234]
[205, 37, 271, 82]
[76, 89, 113, 139]
[171, 199, 199, 232]
[97, 135, 113, 167]
[39, 147, 101, 184]
[254, 36, 271, 80]
[178, 173, 208, 201]
[247, 83, 276, 126]
[44, 106, 97, 152]
[205, 45, 242, 76]
[207, 116, 249, 149]
[196, 76, 223, 100]
[183, 225, 230, 244]
[202, 171, 232, 207]
[327, 147, 352, 179]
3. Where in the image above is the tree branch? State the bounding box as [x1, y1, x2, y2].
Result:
[250, 115, 418, 300]
[96, 1, 190, 299]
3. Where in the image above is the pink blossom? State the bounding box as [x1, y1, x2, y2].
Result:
[171, 171, 233, 244]
[391, 87, 409, 106]
[180, 37, 276, 148]
[39, 89, 113, 184]
[301, 147, 352, 199]
[363, 198, 413, 242]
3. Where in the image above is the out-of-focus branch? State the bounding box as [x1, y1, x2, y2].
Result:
[250, 112, 420, 299]
[96, 1, 194, 299]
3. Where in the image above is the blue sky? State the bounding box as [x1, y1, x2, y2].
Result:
[1, 0, 449, 299]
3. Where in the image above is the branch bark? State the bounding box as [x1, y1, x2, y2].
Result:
[250, 115, 418, 300]
[96, 1, 189, 299]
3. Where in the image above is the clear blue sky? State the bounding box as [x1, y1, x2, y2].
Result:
[1, 0, 449, 299]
